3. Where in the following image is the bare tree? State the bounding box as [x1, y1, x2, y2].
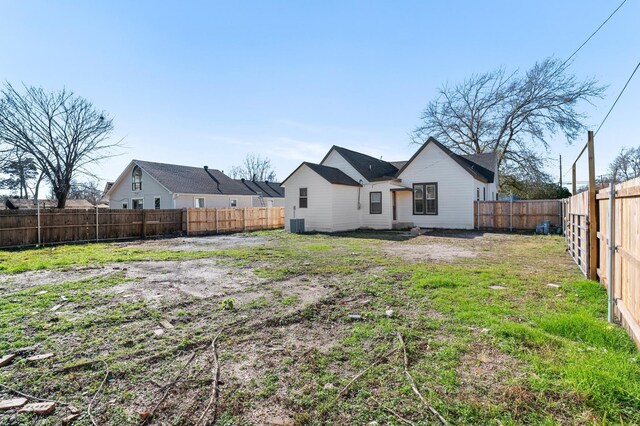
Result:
[0, 83, 119, 207]
[66, 178, 104, 200]
[0, 149, 39, 198]
[608, 146, 640, 183]
[412, 58, 605, 180]
[228, 154, 277, 181]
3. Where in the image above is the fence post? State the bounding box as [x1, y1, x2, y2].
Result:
[37, 200, 41, 247]
[215, 208, 219, 234]
[476, 200, 479, 230]
[587, 130, 598, 280]
[607, 182, 616, 323]
[95, 205, 99, 242]
[142, 209, 147, 238]
[243, 208, 247, 231]
[509, 197, 513, 232]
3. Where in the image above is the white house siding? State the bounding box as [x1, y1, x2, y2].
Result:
[396, 143, 476, 229]
[321, 150, 366, 183]
[283, 165, 335, 232]
[330, 185, 363, 232]
[173, 195, 253, 209]
[251, 197, 285, 208]
[359, 182, 394, 229]
[108, 163, 173, 209]
[322, 150, 393, 230]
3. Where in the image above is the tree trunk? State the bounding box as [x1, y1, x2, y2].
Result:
[55, 189, 67, 209]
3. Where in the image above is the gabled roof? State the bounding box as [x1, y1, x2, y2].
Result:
[396, 137, 497, 183]
[282, 162, 362, 187]
[236, 179, 285, 198]
[389, 161, 407, 170]
[322, 146, 400, 182]
[109, 160, 255, 196]
[2, 199, 95, 210]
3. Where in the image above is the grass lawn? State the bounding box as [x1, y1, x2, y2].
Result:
[0, 230, 638, 425]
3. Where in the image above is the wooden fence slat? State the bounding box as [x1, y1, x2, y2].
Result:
[474, 200, 562, 231]
[1, 207, 285, 248]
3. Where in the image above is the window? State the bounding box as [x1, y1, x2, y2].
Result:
[476, 187, 480, 201]
[483, 187, 486, 201]
[154, 197, 161, 210]
[299, 188, 308, 208]
[230, 199, 238, 207]
[413, 183, 437, 215]
[132, 198, 143, 209]
[122, 202, 128, 209]
[369, 192, 382, 214]
[194, 198, 205, 208]
[132, 166, 142, 191]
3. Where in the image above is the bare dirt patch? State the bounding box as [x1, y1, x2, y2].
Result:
[114, 233, 269, 252]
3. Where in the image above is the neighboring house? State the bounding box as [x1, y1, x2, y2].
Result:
[2, 198, 96, 210]
[105, 160, 283, 209]
[235, 178, 285, 207]
[281, 137, 499, 232]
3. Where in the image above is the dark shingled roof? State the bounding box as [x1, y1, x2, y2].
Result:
[236, 179, 285, 198]
[323, 146, 400, 182]
[389, 161, 407, 170]
[282, 162, 362, 187]
[133, 160, 255, 196]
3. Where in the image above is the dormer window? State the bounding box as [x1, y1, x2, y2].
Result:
[132, 166, 142, 191]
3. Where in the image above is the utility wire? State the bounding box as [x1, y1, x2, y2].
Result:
[560, 0, 628, 69]
[595, 60, 640, 135]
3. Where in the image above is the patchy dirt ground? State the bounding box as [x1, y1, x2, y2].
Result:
[1, 230, 636, 425]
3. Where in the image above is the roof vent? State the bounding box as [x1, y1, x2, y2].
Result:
[241, 178, 245, 183]
[204, 165, 209, 171]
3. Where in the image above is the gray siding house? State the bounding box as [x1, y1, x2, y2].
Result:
[106, 160, 284, 209]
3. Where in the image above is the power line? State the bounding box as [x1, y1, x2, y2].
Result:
[595, 60, 640, 135]
[561, 0, 628, 69]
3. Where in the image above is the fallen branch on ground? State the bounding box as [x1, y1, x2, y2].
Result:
[331, 346, 399, 406]
[141, 352, 197, 425]
[371, 396, 415, 425]
[195, 328, 224, 426]
[397, 332, 448, 425]
[0, 382, 67, 405]
[88, 360, 110, 426]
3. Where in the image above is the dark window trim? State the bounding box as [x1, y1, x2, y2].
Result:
[369, 191, 382, 214]
[299, 187, 308, 208]
[132, 166, 143, 191]
[412, 182, 438, 215]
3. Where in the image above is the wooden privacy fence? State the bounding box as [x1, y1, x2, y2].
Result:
[563, 191, 590, 277]
[0, 207, 285, 249]
[596, 177, 640, 347]
[0, 208, 182, 248]
[186, 207, 284, 235]
[564, 176, 640, 347]
[474, 200, 562, 230]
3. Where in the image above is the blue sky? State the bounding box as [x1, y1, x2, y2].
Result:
[1, 1, 638, 188]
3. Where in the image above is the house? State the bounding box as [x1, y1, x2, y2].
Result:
[2, 198, 97, 210]
[281, 137, 499, 232]
[235, 178, 285, 207]
[105, 160, 284, 209]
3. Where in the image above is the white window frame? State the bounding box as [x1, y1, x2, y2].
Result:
[299, 188, 308, 208]
[194, 197, 205, 208]
[132, 198, 144, 210]
[154, 196, 161, 210]
[132, 166, 142, 191]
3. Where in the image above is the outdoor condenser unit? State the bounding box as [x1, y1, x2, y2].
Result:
[290, 218, 305, 234]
